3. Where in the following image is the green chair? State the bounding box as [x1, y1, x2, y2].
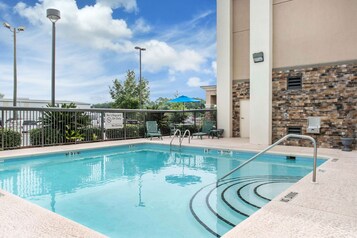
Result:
[192, 121, 215, 139]
[145, 121, 162, 140]
[169, 123, 176, 137]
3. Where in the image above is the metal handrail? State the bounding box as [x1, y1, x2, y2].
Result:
[170, 129, 182, 148]
[218, 134, 318, 183]
[180, 129, 191, 146]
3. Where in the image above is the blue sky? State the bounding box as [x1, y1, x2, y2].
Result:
[0, 0, 216, 104]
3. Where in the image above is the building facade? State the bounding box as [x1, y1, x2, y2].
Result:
[213, 0, 357, 148]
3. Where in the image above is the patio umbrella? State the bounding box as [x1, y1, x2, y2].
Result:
[168, 95, 200, 104]
[168, 95, 200, 111]
[168, 95, 200, 124]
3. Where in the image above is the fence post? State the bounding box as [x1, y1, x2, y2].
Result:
[101, 112, 105, 141]
[124, 112, 127, 140]
[41, 111, 44, 147]
[193, 112, 196, 129]
[74, 112, 77, 144]
[1, 109, 4, 150]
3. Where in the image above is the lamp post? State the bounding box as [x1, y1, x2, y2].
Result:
[134, 46, 146, 109]
[3, 23, 25, 108]
[46, 8, 61, 107]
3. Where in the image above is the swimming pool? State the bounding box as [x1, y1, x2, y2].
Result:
[0, 144, 325, 237]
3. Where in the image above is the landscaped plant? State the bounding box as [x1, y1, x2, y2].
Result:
[106, 125, 145, 139]
[29, 128, 62, 146]
[0, 129, 21, 149]
[79, 127, 102, 141]
[40, 103, 90, 144]
[65, 125, 84, 142]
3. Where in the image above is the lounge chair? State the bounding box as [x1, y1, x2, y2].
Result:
[192, 121, 215, 139]
[145, 121, 162, 140]
[169, 123, 176, 137]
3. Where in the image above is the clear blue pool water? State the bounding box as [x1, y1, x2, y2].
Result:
[0, 144, 325, 237]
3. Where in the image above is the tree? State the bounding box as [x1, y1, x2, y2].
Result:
[0, 93, 4, 99]
[109, 70, 150, 109]
[91, 102, 114, 108]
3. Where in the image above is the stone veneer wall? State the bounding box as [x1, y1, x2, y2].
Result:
[232, 81, 250, 137]
[232, 62, 357, 149]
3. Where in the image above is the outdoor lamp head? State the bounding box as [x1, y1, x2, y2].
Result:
[47, 8, 61, 23]
[3, 22, 11, 29]
[135, 46, 146, 51]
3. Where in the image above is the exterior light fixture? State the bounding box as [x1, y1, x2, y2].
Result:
[253, 52, 264, 63]
[46, 8, 61, 107]
[134, 46, 146, 109]
[3, 22, 26, 110]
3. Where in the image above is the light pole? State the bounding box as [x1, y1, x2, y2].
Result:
[46, 8, 61, 107]
[3, 22, 25, 108]
[134, 46, 146, 109]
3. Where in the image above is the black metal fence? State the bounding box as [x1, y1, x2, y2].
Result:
[0, 107, 217, 150]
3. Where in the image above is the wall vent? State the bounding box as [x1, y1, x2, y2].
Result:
[287, 126, 302, 135]
[287, 76, 302, 90]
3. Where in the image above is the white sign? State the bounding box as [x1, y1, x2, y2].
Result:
[105, 113, 123, 129]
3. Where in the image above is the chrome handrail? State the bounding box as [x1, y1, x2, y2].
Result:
[180, 129, 191, 146]
[218, 134, 318, 183]
[170, 129, 182, 148]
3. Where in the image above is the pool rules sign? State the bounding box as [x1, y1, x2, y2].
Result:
[104, 113, 124, 129]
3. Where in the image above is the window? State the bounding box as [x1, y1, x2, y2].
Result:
[287, 126, 302, 135]
[287, 76, 302, 90]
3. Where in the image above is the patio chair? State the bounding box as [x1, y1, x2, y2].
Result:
[145, 121, 162, 140]
[192, 121, 215, 139]
[169, 123, 176, 137]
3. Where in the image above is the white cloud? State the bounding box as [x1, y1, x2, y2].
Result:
[15, 0, 132, 51]
[141, 40, 205, 73]
[96, 0, 137, 12]
[187, 77, 210, 88]
[133, 18, 151, 33]
[211, 61, 217, 76]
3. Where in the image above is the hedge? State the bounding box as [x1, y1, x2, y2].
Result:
[106, 125, 145, 139]
[29, 128, 62, 146]
[0, 129, 22, 149]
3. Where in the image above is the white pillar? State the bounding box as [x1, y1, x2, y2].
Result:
[217, 0, 233, 137]
[250, 0, 273, 145]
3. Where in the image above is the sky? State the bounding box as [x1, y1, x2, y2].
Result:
[0, 0, 216, 104]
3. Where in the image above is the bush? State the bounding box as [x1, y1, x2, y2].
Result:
[0, 129, 22, 149]
[79, 127, 103, 141]
[30, 128, 62, 146]
[106, 125, 145, 139]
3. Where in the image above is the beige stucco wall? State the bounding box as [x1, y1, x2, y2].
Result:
[233, 0, 250, 80]
[233, 0, 357, 77]
[274, 0, 357, 68]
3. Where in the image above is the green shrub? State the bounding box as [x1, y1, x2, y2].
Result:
[0, 129, 22, 149]
[29, 128, 62, 146]
[106, 125, 145, 139]
[79, 127, 103, 141]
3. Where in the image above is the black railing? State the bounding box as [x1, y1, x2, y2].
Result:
[0, 106, 217, 150]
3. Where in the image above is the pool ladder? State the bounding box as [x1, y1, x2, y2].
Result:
[218, 134, 318, 183]
[170, 129, 191, 149]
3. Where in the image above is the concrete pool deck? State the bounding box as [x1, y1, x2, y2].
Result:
[0, 137, 356, 237]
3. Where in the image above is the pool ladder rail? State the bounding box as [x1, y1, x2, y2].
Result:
[170, 129, 191, 149]
[218, 134, 318, 183]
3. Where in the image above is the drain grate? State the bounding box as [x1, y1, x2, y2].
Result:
[280, 192, 298, 202]
[331, 158, 339, 162]
[65, 151, 80, 156]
